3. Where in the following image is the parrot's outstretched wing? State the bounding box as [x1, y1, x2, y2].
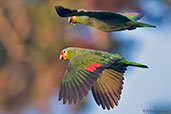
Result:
[58, 51, 119, 105]
[55, 5, 130, 21]
[91, 67, 125, 110]
[91, 59, 148, 110]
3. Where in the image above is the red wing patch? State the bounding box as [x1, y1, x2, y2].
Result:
[125, 12, 138, 15]
[84, 63, 101, 72]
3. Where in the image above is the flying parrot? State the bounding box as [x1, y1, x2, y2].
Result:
[55, 5, 156, 32]
[58, 47, 148, 110]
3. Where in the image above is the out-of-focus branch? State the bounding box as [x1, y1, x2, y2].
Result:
[165, 0, 171, 6]
[164, 0, 171, 12]
[0, 8, 25, 61]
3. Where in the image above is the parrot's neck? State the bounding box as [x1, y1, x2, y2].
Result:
[66, 47, 89, 60]
[75, 16, 92, 25]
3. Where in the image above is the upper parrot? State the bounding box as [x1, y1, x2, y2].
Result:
[58, 47, 148, 110]
[55, 5, 156, 32]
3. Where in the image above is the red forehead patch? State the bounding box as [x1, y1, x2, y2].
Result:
[60, 51, 64, 56]
[84, 63, 101, 72]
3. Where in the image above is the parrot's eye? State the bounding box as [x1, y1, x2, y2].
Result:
[63, 50, 66, 53]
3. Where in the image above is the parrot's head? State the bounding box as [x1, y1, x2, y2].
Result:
[59, 47, 78, 61]
[68, 16, 78, 26]
[59, 47, 88, 61]
[59, 49, 68, 61]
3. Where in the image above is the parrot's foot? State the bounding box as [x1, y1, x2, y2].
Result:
[123, 25, 137, 31]
[127, 26, 137, 30]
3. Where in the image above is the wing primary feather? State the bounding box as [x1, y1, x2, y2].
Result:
[100, 69, 123, 106]
[67, 84, 72, 104]
[73, 77, 83, 100]
[68, 80, 76, 104]
[106, 69, 124, 95]
[106, 75, 121, 100]
[112, 86, 121, 100]
[76, 79, 89, 97]
[71, 71, 84, 102]
[103, 81, 119, 106]
[98, 81, 111, 110]
[63, 83, 68, 104]
[72, 70, 91, 100]
[70, 85, 75, 104]
[72, 77, 80, 104]
[55, 5, 77, 17]
[68, 75, 79, 104]
[96, 83, 106, 109]
[100, 77, 119, 106]
[77, 71, 91, 95]
[91, 86, 100, 106]
[74, 75, 88, 100]
[58, 84, 64, 101]
[101, 80, 114, 109]
[75, 84, 83, 100]
[106, 71, 121, 86]
[109, 90, 118, 106]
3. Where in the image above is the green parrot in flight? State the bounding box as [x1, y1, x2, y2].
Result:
[55, 5, 156, 32]
[58, 47, 148, 110]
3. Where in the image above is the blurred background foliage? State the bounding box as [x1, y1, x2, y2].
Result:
[0, 0, 170, 114]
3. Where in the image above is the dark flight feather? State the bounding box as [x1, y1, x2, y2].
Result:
[91, 68, 125, 109]
[55, 5, 130, 21]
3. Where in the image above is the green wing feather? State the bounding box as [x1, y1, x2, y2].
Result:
[58, 51, 120, 104]
[55, 5, 130, 22]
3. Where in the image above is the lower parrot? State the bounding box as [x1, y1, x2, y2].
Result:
[55, 5, 156, 32]
[58, 47, 148, 110]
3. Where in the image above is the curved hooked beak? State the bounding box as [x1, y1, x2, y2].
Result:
[59, 55, 64, 61]
[68, 17, 72, 24]
[59, 54, 67, 62]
